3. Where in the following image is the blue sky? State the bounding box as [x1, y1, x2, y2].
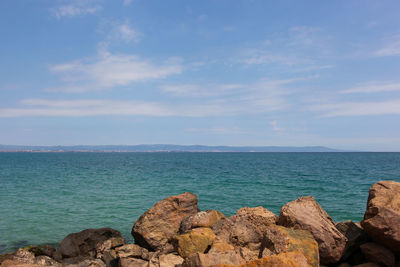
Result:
[1, 0, 400, 151]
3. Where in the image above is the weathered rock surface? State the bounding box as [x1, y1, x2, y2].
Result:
[278, 196, 347, 264]
[57, 228, 124, 259]
[360, 242, 395, 267]
[34, 255, 62, 266]
[212, 206, 277, 251]
[353, 263, 381, 267]
[115, 244, 150, 260]
[173, 227, 215, 258]
[25, 245, 56, 258]
[214, 251, 312, 267]
[361, 180, 400, 252]
[180, 210, 226, 233]
[336, 220, 368, 260]
[261, 224, 319, 267]
[159, 253, 184, 267]
[183, 251, 244, 267]
[119, 257, 148, 267]
[132, 192, 199, 251]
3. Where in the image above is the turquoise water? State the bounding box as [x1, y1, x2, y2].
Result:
[1, 152, 399, 253]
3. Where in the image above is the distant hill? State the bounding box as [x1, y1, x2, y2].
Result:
[0, 144, 346, 152]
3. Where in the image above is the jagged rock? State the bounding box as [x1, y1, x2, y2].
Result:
[115, 244, 150, 260]
[57, 228, 124, 259]
[278, 196, 347, 264]
[119, 257, 148, 267]
[173, 227, 215, 258]
[212, 206, 277, 252]
[214, 251, 312, 267]
[132, 192, 199, 251]
[95, 237, 125, 256]
[208, 238, 235, 254]
[336, 220, 368, 260]
[180, 210, 226, 233]
[360, 242, 395, 267]
[34, 255, 62, 266]
[0, 260, 43, 267]
[65, 259, 107, 267]
[159, 253, 184, 267]
[25, 245, 56, 258]
[361, 180, 400, 252]
[261, 224, 319, 267]
[236, 207, 278, 226]
[238, 247, 259, 262]
[183, 251, 244, 267]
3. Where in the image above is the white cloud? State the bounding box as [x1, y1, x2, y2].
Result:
[52, 1, 102, 19]
[270, 120, 283, 131]
[123, 0, 133, 6]
[375, 34, 400, 57]
[47, 53, 183, 92]
[341, 82, 400, 94]
[115, 22, 140, 42]
[311, 99, 400, 117]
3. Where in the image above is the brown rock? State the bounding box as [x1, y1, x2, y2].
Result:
[173, 227, 215, 258]
[353, 263, 381, 267]
[57, 228, 124, 259]
[261, 224, 319, 267]
[214, 251, 312, 267]
[26, 245, 56, 258]
[278, 196, 347, 264]
[34, 255, 62, 266]
[361, 180, 400, 252]
[132, 192, 199, 251]
[159, 253, 184, 267]
[212, 207, 277, 250]
[65, 258, 107, 267]
[119, 257, 148, 267]
[208, 238, 235, 254]
[115, 244, 149, 260]
[0, 259, 43, 267]
[336, 220, 368, 259]
[180, 210, 226, 233]
[360, 242, 395, 267]
[183, 251, 244, 267]
[95, 237, 125, 256]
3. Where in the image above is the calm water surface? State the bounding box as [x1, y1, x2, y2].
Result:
[1, 152, 399, 253]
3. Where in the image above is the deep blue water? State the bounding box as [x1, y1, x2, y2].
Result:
[0, 152, 399, 253]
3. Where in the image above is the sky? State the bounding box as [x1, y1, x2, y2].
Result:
[0, 1, 400, 151]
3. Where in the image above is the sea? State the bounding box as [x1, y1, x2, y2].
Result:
[1, 152, 399, 254]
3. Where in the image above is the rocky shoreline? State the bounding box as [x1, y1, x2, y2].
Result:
[1, 180, 399, 267]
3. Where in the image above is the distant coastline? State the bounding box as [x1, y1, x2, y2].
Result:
[0, 144, 351, 152]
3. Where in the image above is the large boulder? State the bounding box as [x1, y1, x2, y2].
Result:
[278, 196, 347, 264]
[360, 242, 395, 267]
[213, 251, 312, 267]
[261, 224, 319, 267]
[180, 210, 226, 233]
[336, 220, 367, 260]
[212, 206, 277, 251]
[56, 228, 125, 259]
[132, 192, 199, 251]
[173, 227, 216, 258]
[361, 180, 400, 252]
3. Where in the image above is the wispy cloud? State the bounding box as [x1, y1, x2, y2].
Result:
[270, 120, 283, 131]
[311, 99, 400, 117]
[185, 126, 247, 134]
[52, 0, 102, 19]
[47, 53, 183, 92]
[374, 34, 400, 57]
[341, 81, 400, 94]
[122, 0, 133, 6]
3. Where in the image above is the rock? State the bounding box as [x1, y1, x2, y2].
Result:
[361, 180, 400, 252]
[95, 237, 126, 256]
[208, 238, 235, 254]
[119, 257, 148, 267]
[360, 242, 395, 267]
[115, 244, 150, 260]
[132, 192, 199, 251]
[278, 196, 347, 264]
[261, 224, 319, 267]
[57, 228, 124, 259]
[65, 259, 107, 267]
[337, 263, 352, 267]
[180, 210, 226, 233]
[236, 207, 278, 226]
[238, 247, 259, 262]
[183, 251, 244, 267]
[159, 253, 184, 267]
[214, 251, 312, 267]
[173, 227, 215, 258]
[34, 255, 62, 266]
[25, 245, 56, 258]
[336, 220, 368, 259]
[0, 259, 43, 267]
[212, 207, 277, 251]
[353, 263, 381, 267]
